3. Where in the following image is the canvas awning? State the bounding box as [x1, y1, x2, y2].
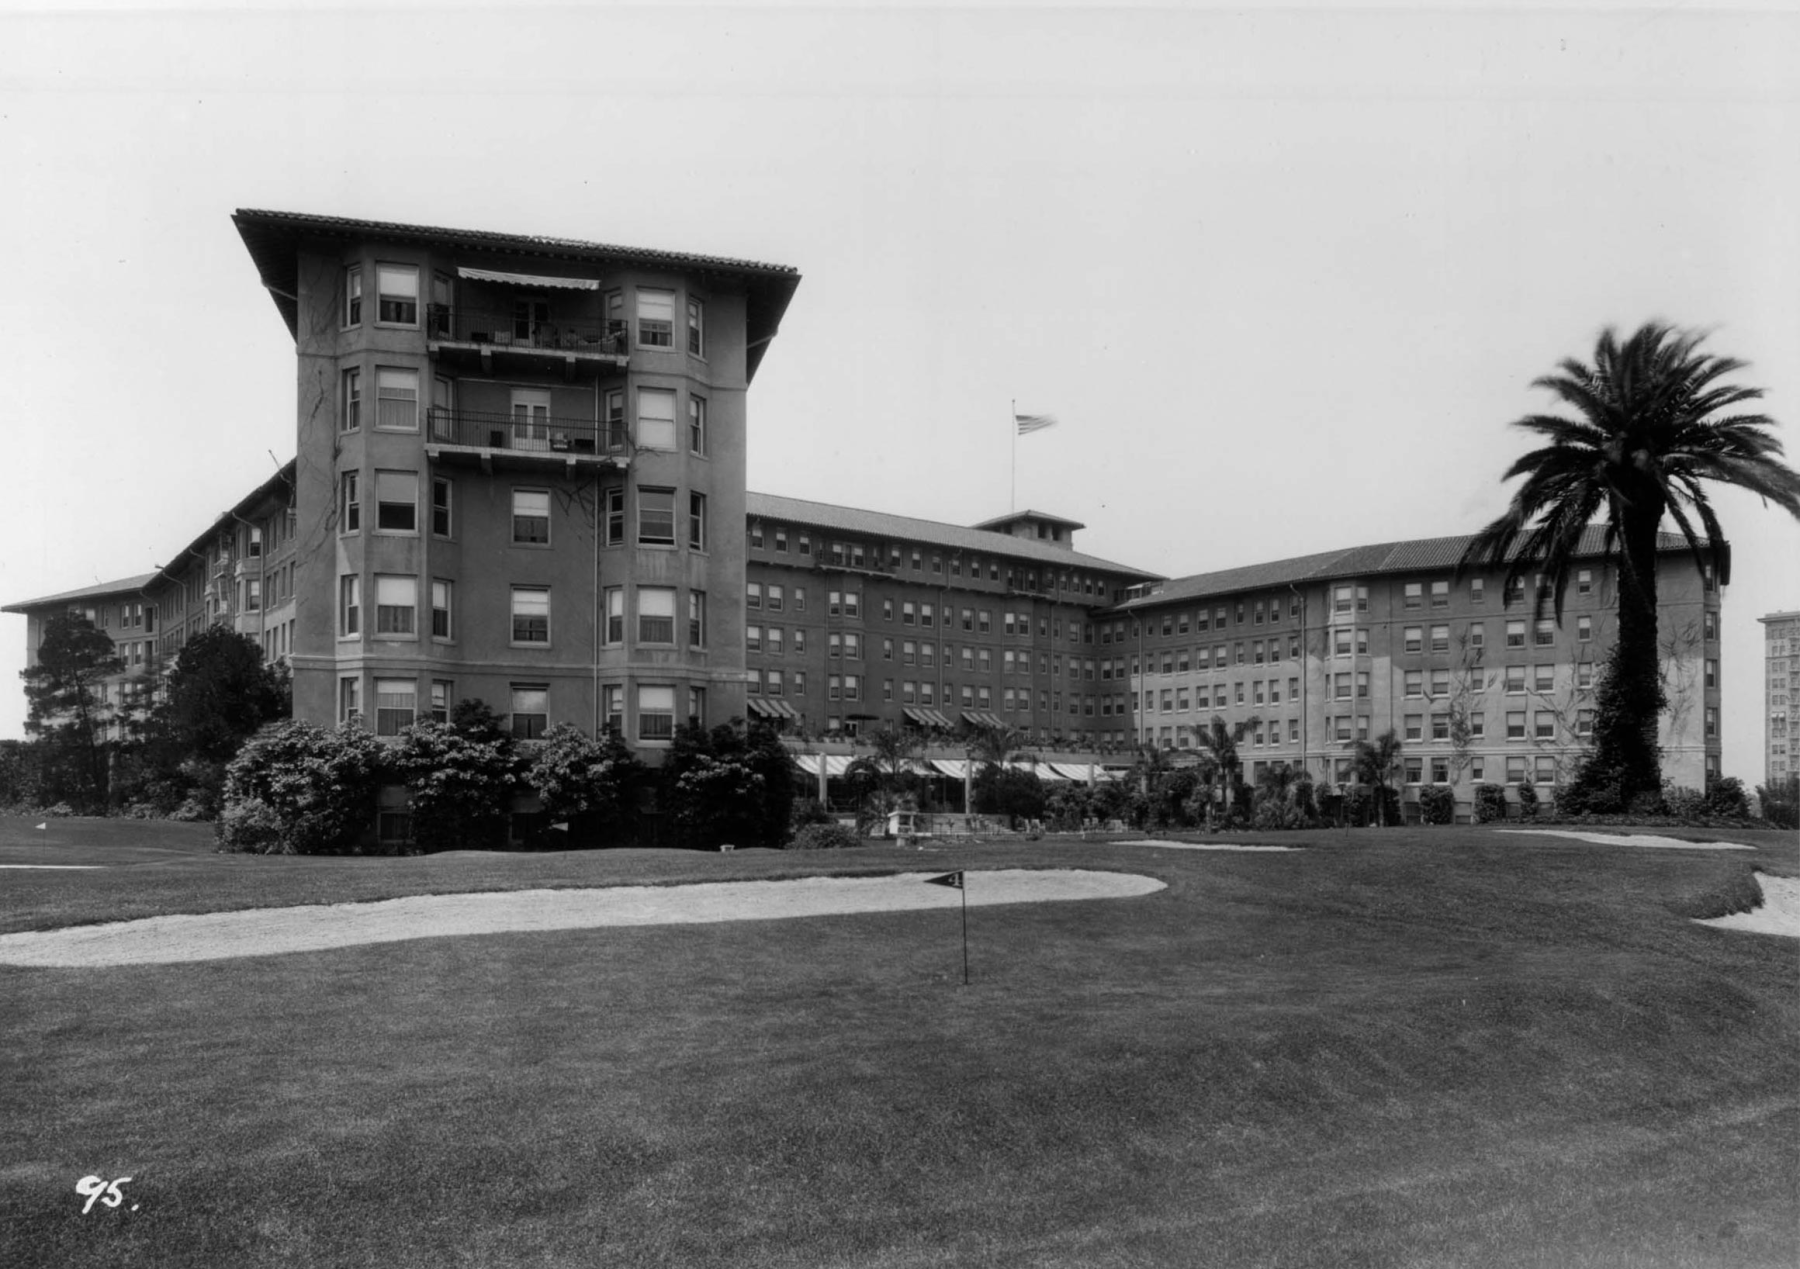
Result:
[1049, 762, 1103, 782]
[456, 266, 600, 291]
[930, 759, 970, 779]
[961, 710, 1006, 729]
[747, 698, 798, 720]
[902, 707, 954, 729]
[791, 753, 823, 776]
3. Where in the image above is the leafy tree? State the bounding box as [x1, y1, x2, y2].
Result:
[1349, 729, 1405, 827]
[526, 723, 646, 838]
[1757, 775, 1799, 829]
[21, 611, 124, 810]
[973, 765, 1046, 827]
[134, 627, 289, 815]
[843, 724, 925, 833]
[1461, 323, 1800, 806]
[661, 720, 796, 848]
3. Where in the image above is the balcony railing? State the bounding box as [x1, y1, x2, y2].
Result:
[427, 306, 628, 357]
[427, 407, 628, 456]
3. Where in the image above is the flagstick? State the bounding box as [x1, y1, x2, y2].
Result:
[960, 877, 970, 986]
[1010, 398, 1016, 512]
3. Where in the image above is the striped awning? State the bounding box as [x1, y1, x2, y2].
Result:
[930, 759, 970, 779]
[902, 707, 954, 729]
[962, 710, 1006, 729]
[456, 266, 599, 291]
[1049, 762, 1103, 782]
[747, 697, 799, 720]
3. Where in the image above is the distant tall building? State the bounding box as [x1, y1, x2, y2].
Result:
[1758, 610, 1799, 785]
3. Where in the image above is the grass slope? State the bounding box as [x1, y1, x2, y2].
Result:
[2, 821, 1796, 1267]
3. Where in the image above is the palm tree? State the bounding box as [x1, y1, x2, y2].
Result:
[1349, 729, 1405, 827]
[1461, 324, 1800, 805]
[1190, 715, 1260, 828]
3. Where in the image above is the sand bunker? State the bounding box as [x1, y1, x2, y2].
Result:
[1495, 830, 1751, 851]
[1115, 840, 1298, 853]
[1695, 872, 1800, 939]
[0, 869, 1165, 968]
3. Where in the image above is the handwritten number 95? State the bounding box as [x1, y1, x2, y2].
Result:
[75, 1175, 132, 1214]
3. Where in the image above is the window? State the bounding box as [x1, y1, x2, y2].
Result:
[1470, 712, 1485, 738]
[1704, 610, 1717, 641]
[604, 588, 624, 644]
[638, 487, 675, 544]
[792, 671, 807, 696]
[1469, 622, 1484, 650]
[342, 368, 362, 432]
[512, 489, 550, 544]
[1534, 664, 1554, 692]
[1404, 582, 1422, 609]
[339, 676, 361, 725]
[747, 624, 762, 654]
[511, 686, 549, 740]
[376, 263, 418, 325]
[1576, 568, 1593, 596]
[431, 478, 452, 537]
[376, 367, 419, 431]
[638, 587, 675, 644]
[688, 395, 706, 454]
[339, 575, 360, 636]
[687, 297, 705, 356]
[1404, 715, 1423, 742]
[1577, 615, 1592, 642]
[1403, 626, 1423, 653]
[344, 265, 363, 326]
[1534, 711, 1555, 739]
[375, 679, 416, 736]
[1505, 665, 1526, 694]
[601, 487, 625, 545]
[637, 387, 676, 450]
[637, 289, 674, 347]
[688, 492, 707, 550]
[1404, 671, 1423, 697]
[1470, 577, 1485, 604]
[1430, 625, 1450, 652]
[430, 681, 452, 725]
[1535, 756, 1557, 786]
[774, 528, 788, 553]
[340, 471, 361, 533]
[245, 578, 262, 612]
[1431, 580, 1449, 608]
[431, 580, 453, 639]
[373, 471, 418, 532]
[1577, 661, 1594, 690]
[1705, 707, 1718, 738]
[766, 626, 782, 657]
[1507, 756, 1529, 783]
[604, 389, 626, 451]
[511, 587, 549, 644]
[689, 592, 706, 647]
[1534, 619, 1556, 647]
[1506, 620, 1526, 648]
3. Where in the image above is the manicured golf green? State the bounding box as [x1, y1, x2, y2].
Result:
[3, 817, 1796, 1267]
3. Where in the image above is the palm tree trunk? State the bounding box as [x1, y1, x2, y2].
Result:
[1598, 505, 1668, 801]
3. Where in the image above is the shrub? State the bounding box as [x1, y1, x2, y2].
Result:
[1418, 784, 1455, 825]
[525, 724, 644, 835]
[1758, 777, 1799, 829]
[1474, 783, 1507, 823]
[1705, 774, 1749, 819]
[787, 823, 862, 851]
[1342, 785, 1373, 827]
[974, 766, 1047, 828]
[1661, 785, 1706, 819]
[391, 721, 519, 852]
[219, 721, 387, 855]
[1515, 781, 1539, 819]
[216, 796, 286, 854]
[1626, 789, 1667, 818]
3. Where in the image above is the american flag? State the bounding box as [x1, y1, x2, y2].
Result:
[1015, 413, 1057, 436]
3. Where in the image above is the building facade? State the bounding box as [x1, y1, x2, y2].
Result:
[1759, 610, 1799, 785]
[1110, 529, 1725, 809]
[232, 209, 800, 752]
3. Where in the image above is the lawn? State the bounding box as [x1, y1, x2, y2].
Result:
[2, 817, 1796, 1267]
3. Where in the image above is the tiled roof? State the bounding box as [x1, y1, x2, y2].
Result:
[968, 509, 1088, 531]
[3, 573, 158, 614]
[147, 461, 297, 591]
[745, 493, 1160, 579]
[1111, 527, 1710, 612]
[232, 209, 801, 380]
[233, 209, 800, 277]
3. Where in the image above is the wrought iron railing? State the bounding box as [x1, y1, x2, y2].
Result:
[427, 305, 628, 356]
[427, 407, 628, 455]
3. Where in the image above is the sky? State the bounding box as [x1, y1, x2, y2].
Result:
[1, 0, 1795, 781]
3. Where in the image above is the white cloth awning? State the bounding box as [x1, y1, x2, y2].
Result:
[824, 755, 854, 777]
[1049, 762, 1101, 782]
[791, 753, 824, 776]
[931, 758, 970, 780]
[457, 266, 599, 291]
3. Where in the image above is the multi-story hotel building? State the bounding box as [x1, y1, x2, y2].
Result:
[1759, 610, 1799, 785]
[1, 209, 1733, 818]
[1110, 528, 1724, 799]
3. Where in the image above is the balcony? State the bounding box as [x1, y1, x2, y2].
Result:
[426, 306, 629, 380]
[425, 408, 630, 473]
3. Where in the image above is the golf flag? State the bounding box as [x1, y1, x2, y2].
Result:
[924, 871, 964, 890]
[1014, 413, 1057, 436]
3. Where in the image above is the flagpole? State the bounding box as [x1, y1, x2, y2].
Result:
[1010, 398, 1016, 512]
